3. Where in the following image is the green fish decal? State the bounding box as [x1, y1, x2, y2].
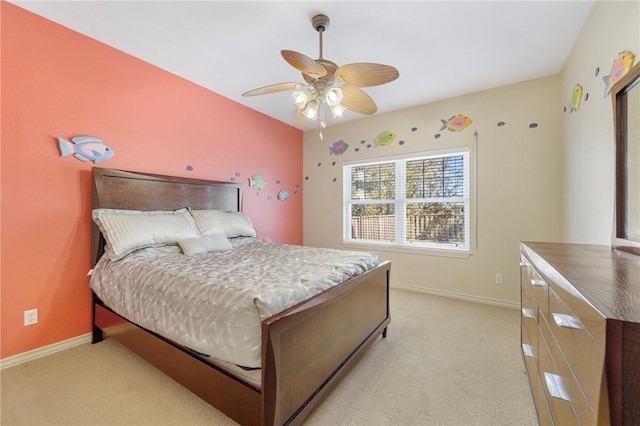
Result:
[249, 174, 267, 191]
[375, 131, 396, 146]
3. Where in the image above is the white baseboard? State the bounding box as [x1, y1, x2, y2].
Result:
[391, 282, 520, 310]
[0, 333, 92, 370]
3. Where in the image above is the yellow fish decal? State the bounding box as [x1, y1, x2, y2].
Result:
[569, 84, 583, 113]
[375, 131, 396, 146]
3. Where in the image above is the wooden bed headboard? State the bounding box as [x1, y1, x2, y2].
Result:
[91, 167, 244, 265]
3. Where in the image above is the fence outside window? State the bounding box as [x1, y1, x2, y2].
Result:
[350, 210, 465, 245]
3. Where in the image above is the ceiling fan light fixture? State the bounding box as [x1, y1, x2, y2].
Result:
[303, 99, 320, 120]
[326, 87, 343, 106]
[292, 89, 313, 109]
[329, 103, 346, 118]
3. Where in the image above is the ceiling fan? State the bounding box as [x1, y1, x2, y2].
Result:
[242, 14, 399, 129]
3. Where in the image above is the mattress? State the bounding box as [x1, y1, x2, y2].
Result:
[90, 237, 379, 369]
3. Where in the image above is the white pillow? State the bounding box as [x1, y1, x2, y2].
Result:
[178, 235, 232, 255]
[190, 210, 257, 238]
[93, 208, 200, 260]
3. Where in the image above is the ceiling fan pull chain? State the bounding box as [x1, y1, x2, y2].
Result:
[320, 108, 326, 140]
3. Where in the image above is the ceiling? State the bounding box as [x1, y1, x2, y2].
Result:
[10, 1, 595, 131]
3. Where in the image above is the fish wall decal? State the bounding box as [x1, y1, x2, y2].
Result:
[58, 135, 115, 164]
[602, 51, 636, 97]
[569, 84, 583, 112]
[249, 174, 267, 191]
[278, 189, 290, 201]
[440, 115, 472, 132]
[375, 131, 396, 146]
[329, 140, 349, 155]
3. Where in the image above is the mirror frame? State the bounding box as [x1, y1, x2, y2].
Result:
[611, 60, 640, 255]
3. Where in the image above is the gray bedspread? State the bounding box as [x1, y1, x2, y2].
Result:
[90, 237, 378, 368]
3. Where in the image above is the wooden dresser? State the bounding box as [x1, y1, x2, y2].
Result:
[519, 242, 640, 426]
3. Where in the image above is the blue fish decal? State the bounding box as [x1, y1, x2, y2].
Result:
[58, 135, 115, 164]
[278, 189, 290, 201]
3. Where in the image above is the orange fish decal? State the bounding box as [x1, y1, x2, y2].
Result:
[440, 115, 472, 132]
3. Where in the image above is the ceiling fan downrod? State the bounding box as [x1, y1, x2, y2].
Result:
[312, 14, 330, 60]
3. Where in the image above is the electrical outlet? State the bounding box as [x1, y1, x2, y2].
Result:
[24, 309, 38, 326]
[495, 274, 503, 285]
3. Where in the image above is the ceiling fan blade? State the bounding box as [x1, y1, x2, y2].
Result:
[341, 87, 377, 115]
[296, 108, 307, 125]
[335, 63, 399, 87]
[281, 50, 327, 79]
[242, 82, 304, 97]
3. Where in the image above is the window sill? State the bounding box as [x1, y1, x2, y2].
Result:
[341, 241, 472, 259]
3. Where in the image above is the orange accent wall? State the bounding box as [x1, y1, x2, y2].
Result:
[0, 3, 303, 359]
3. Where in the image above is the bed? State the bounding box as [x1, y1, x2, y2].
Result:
[89, 167, 391, 425]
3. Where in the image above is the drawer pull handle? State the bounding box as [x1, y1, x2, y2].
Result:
[544, 372, 571, 402]
[522, 343, 535, 358]
[552, 313, 584, 330]
[530, 278, 546, 287]
[522, 307, 535, 319]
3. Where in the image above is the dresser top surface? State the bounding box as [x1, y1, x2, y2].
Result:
[521, 242, 640, 323]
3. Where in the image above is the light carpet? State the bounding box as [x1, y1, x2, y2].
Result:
[1, 288, 538, 425]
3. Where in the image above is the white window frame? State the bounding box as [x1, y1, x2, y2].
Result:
[343, 146, 472, 256]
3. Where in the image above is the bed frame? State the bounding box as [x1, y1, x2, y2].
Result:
[90, 167, 391, 425]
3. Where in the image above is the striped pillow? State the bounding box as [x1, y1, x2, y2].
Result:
[93, 208, 200, 260]
[190, 210, 257, 238]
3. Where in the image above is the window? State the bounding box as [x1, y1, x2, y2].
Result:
[343, 147, 470, 252]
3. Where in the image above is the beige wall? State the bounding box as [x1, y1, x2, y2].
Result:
[303, 0, 639, 306]
[561, 0, 639, 244]
[303, 76, 564, 306]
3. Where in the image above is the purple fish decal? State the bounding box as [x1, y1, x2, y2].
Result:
[330, 140, 349, 155]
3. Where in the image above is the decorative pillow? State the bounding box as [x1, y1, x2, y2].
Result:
[92, 208, 200, 260]
[178, 235, 232, 255]
[190, 210, 257, 238]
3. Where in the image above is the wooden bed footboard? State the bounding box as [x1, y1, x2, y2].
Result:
[262, 260, 391, 425]
[93, 260, 390, 426]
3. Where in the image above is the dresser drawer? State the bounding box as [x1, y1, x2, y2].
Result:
[521, 286, 538, 350]
[538, 317, 580, 425]
[521, 316, 553, 425]
[547, 285, 607, 415]
[541, 314, 596, 425]
[531, 370, 554, 426]
[522, 334, 553, 426]
[521, 279, 537, 322]
[521, 255, 549, 317]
